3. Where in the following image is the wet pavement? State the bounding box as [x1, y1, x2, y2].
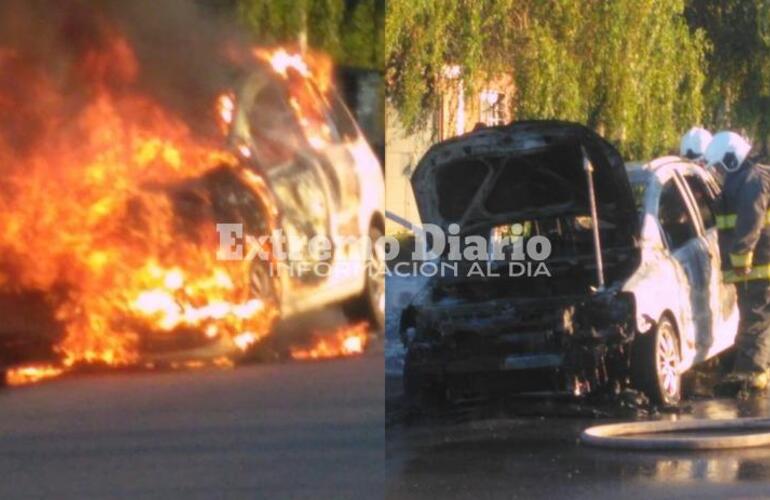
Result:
[386, 372, 770, 499]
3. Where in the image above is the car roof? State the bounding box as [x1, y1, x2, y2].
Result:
[625, 156, 709, 184]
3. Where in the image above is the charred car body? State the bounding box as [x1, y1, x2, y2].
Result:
[0, 58, 385, 371]
[224, 63, 385, 325]
[400, 121, 738, 405]
[141, 61, 386, 362]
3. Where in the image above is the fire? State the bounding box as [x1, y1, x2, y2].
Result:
[252, 48, 336, 151]
[6, 364, 64, 387]
[262, 48, 310, 78]
[215, 92, 235, 133]
[0, 3, 367, 382]
[253, 47, 333, 94]
[0, 19, 279, 369]
[290, 322, 370, 360]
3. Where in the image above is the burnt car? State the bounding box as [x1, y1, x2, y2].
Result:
[141, 63, 386, 362]
[400, 121, 738, 405]
[0, 59, 385, 372]
[228, 65, 385, 328]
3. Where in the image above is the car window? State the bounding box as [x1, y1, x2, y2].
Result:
[246, 80, 303, 164]
[659, 180, 697, 250]
[683, 175, 717, 230]
[630, 181, 646, 211]
[286, 72, 340, 146]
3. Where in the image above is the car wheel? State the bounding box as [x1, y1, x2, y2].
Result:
[249, 258, 277, 306]
[342, 224, 385, 331]
[239, 258, 281, 361]
[631, 315, 682, 405]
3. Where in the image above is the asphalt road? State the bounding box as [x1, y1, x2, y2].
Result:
[386, 374, 770, 500]
[0, 354, 383, 499]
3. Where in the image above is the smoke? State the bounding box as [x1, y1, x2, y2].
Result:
[0, 0, 251, 152]
[98, 0, 252, 127]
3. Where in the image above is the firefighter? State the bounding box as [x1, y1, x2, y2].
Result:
[706, 131, 770, 391]
[680, 126, 713, 162]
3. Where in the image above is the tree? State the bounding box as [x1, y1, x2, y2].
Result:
[686, 0, 770, 155]
[236, 0, 383, 70]
[385, 0, 516, 133]
[513, 0, 706, 159]
[386, 0, 707, 159]
[341, 0, 384, 69]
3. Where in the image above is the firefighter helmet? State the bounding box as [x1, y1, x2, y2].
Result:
[705, 131, 752, 173]
[680, 127, 713, 160]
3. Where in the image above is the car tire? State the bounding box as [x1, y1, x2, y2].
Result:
[239, 258, 281, 362]
[342, 224, 385, 332]
[631, 315, 682, 405]
[249, 257, 278, 306]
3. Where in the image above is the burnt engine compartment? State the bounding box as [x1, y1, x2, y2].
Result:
[432, 211, 640, 302]
[0, 290, 64, 366]
[402, 214, 642, 399]
[403, 290, 637, 398]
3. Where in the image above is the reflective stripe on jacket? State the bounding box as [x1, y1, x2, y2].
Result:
[718, 162, 770, 283]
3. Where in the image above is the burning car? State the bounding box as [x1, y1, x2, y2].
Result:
[136, 54, 387, 364]
[214, 51, 386, 344]
[399, 121, 738, 406]
[0, 11, 382, 380]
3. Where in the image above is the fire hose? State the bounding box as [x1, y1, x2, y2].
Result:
[582, 417, 770, 450]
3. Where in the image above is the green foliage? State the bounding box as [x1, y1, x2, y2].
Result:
[513, 0, 706, 159]
[385, 0, 516, 132]
[686, 0, 770, 154]
[341, 0, 384, 68]
[236, 0, 383, 69]
[386, 0, 707, 159]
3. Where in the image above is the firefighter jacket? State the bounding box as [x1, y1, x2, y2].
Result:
[718, 161, 770, 282]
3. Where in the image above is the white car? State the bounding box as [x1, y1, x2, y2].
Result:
[0, 59, 385, 370]
[400, 121, 738, 405]
[138, 65, 385, 360]
[228, 67, 386, 328]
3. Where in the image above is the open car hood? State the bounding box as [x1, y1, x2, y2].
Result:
[411, 121, 638, 237]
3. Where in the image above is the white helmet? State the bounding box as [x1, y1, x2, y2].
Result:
[704, 131, 752, 173]
[680, 127, 713, 160]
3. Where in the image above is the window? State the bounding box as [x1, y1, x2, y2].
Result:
[683, 175, 717, 230]
[286, 73, 340, 145]
[246, 80, 303, 165]
[659, 180, 697, 250]
[479, 90, 506, 126]
[630, 181, 647, 211]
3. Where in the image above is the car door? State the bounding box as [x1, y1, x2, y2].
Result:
[239, 75, 334, 288]
[657, 176, 711, 359]
[294, 79, 362, 246]
[679, 171, 739, 358]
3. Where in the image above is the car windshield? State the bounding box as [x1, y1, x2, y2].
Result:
[630, 178, 647, 212]
[626, 167, 650, 213]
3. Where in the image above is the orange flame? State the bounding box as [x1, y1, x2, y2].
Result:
[252, 48, 336, 151]
[215, 92, 235, 133]
[0, 29, 278, 369]
[6, 364, 64, 387]
[262, 48, 310, 78]
[290, 322, 370, 360]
